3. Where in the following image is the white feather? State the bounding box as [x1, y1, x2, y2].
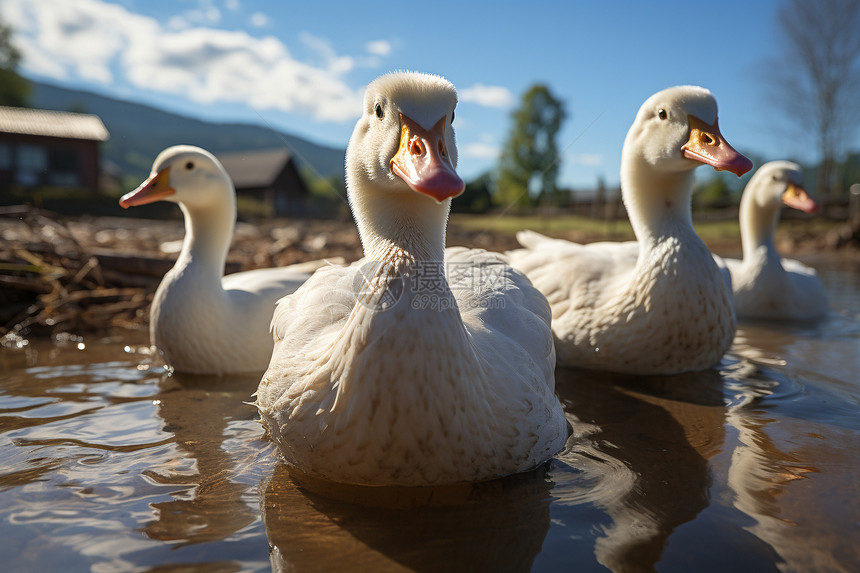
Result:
[126, 146, 326, 374]
[256, 72, 567, 486]
[724, 161, 827, 320]
[508, 86, 738, 375]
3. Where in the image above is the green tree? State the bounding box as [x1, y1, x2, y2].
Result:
[452, 172, 493, 213]
[496, 84, 566, 208]
[842, 153, 860, 189]
[693, 175, 733, 210]
[0, 20, 30, 107]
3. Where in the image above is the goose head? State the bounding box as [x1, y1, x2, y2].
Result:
[119, 145, 234, 212]
[624, 85, 753, 177]
[346, 72, 464, 256]
[621, 86, 753, 236]
[346, 71, 462, 204]
[746, 161, 819, 214]
[739, 161, 818, 257]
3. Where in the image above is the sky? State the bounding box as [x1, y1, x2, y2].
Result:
[0, 0, 833, 189]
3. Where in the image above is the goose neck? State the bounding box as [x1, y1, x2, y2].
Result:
[177, 201, 235, 280]
[353, 192, 449, 265]
[621, 155, 696, 245]
[739, 190, 779, 261]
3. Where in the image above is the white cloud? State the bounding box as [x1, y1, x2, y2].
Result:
[1, 0, 363, 122]
[299, 31, 355, 75]
[167, 1, 222, 30]
[571, 153, 604, 167]
[459, 84, 515, 108]
[463, 142, 501, 159]
[224, 0, 241, 11]
[365, 40, 391, 56]
[249, 12, 270, 27]
[0, 0, 149, 84]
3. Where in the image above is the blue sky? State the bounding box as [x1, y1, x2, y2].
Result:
[0, 0, 829, 189]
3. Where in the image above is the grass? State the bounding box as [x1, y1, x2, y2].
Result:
[450, 213, 635, 238]
[451, 212, 745, 243]
[450, 211, 844, 254]
[235, 195, 273, 218]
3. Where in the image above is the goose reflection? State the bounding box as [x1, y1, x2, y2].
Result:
[141, 370, 261, 546]
[261, 461, 554, 572]
[553, 367, 727, 572]
[725, 323, 860, 573]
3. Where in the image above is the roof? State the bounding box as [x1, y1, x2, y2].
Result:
[216, 148, 295, 189]
[0, 106, 110, 141]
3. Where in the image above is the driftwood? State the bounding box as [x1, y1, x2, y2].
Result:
[0, 203, 532, 340]
[93, 250, 241, 277]
[0, 206, 153, 337]
[0, 205, 356, 338]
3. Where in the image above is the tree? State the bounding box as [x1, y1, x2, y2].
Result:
[764, 0, 860, 198]
[0, 19, 30, 107]
[452, 172, 493, 213]
[693, 175, 733, 211]
[496, 84, 566, 208]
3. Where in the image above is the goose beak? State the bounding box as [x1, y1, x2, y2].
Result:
[681, 115, 753, 176]
[782, 182, 820, 213]
[390, 113, 464, 203]
[119, 167, 175, 208]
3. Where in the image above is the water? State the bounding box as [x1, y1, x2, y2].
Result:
[1, 257, 858, 572]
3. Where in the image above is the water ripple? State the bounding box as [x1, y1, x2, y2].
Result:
[0, 262, 858, 572]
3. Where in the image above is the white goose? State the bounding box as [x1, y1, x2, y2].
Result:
[725, 161, 826, 320]
[508, 86, 752, 375]
[120, 146, 317, 374]
[255, 72, 567, 486]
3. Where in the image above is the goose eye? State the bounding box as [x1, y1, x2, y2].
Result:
[375, 104, 384, 119]
[658, 109, 668, 120]
[185, 161, 194, 170]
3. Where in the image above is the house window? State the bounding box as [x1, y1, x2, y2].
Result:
[0, 142, 12, 170]
[48, 147, 81, 186]
[16, 144, 48, 186]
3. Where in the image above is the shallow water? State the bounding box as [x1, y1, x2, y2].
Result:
[1, 257, 859, 572]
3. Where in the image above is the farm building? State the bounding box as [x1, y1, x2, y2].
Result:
[216, 148, 310, 217]
[0, 106, 109, 193]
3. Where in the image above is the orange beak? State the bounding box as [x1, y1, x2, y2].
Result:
[119, 167, 175, 208]
[782, 182, 820, 213]
[681, 115, 753, 177]
[390, 113, 464, 203]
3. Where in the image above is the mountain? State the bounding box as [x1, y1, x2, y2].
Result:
[29, 81, 346, 184]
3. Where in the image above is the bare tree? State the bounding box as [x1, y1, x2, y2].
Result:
[765, 0, 860, 197]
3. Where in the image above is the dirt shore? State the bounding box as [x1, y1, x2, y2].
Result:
[1, 206, 856, 341]
[0, 208, 524, 339]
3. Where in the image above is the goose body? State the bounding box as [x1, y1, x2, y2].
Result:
[724, 161, 827, 320]
[509, 86, 752, 375]
[255, 72, 567, 486]
[120, 146, 315, 374]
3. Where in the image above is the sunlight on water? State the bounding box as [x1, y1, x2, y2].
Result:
[0, 258, 858, 572]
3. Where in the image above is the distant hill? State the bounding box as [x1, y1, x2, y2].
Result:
[29, 81, 346, 184]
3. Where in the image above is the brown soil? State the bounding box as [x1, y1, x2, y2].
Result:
[1, 205, 856, 342]
[0, 206, 521, 340]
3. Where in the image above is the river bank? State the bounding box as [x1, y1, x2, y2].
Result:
[1, 205, 856, 340]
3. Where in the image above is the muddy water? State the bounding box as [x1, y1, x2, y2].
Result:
[1, 258, 858, 572]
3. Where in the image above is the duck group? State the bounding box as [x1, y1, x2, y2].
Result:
[121, 71, 828, 486]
